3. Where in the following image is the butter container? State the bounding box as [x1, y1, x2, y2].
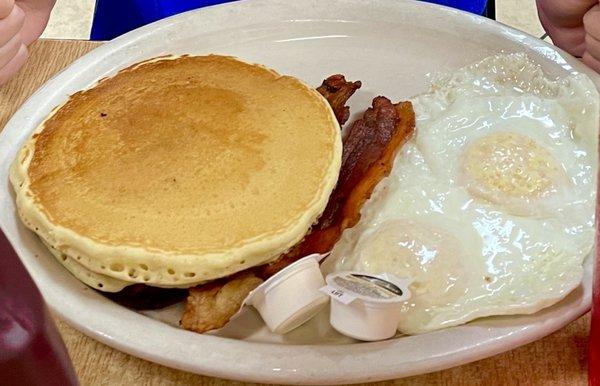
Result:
[321, 272, 412, 341]
[245, 254, 329, 334]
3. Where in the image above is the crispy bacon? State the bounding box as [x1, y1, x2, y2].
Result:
[316, 74, 362, 125]
[181, 88, 415, 333]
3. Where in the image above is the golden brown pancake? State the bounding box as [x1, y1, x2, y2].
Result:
[11, 55, 342, 290]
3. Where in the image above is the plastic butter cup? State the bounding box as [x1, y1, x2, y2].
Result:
[321, 272, 412, 341]
[245, 254, 329, 334]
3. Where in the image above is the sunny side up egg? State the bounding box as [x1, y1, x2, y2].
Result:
[323, 53, 599, 335]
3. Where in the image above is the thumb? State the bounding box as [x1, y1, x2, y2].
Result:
[17, 0, 55, 45]
[0, 0, 15, 19]
[0, 42, 27, 85]
[583, 51, 600, 72]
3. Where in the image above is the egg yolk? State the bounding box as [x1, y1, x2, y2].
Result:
[460, 132, 563, 210]
[354, 220, 466, 308]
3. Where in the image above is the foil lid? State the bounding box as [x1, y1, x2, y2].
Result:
[321, 272, 412, 305]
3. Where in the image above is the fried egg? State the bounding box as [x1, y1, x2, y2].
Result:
[324, 53, 598, 334]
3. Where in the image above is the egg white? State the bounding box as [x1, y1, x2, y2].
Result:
[323, 53, 598, 334]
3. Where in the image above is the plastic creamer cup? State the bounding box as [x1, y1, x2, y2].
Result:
[245, 254, 329, 334]
[321, 272, 412, 341]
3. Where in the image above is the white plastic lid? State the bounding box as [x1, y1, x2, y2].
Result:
[321, 271, 412, 341]
[243, 253, 329, 334]
[322, 271, 412, 306]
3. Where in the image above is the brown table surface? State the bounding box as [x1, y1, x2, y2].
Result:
[0, 39, 591, 385]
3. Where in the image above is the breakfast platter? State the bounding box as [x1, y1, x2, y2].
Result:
[0, 0, 599, 384]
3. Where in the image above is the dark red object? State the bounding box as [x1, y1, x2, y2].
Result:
[591, 178, 600, 385]
[0, 230, 78, 385]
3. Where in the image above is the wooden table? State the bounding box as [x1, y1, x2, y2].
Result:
[0, 39, 591, 385]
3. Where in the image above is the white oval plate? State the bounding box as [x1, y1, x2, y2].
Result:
[0, 0, 598, 384]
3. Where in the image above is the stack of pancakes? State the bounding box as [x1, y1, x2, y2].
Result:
[10, 55, 342, 293]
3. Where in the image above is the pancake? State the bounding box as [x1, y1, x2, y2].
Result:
[11, 55, 342, 289]
[42, 240, 130, 292]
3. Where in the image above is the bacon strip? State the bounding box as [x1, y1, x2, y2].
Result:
[181, 87, 415, 334]
[180, 272, 263, 333]
[316, 74, 362, 125]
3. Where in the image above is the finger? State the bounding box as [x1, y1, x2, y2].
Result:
[0, 30, 22, 68]
[0, 0, 14, 19]
[18, 0, 55, 45]
[585, 33, 600, 63]
[550, 28, 586, 57]
[537, 3, 587, 56]
[552, 27, 587, 57]
[583, 5, 600, 40]
[537, 0, 597, 28]
[582, 50, 600, 73]
[539, 13, 586, 56]
[0, 5, 24, 46]
[0, 42, 27, 85]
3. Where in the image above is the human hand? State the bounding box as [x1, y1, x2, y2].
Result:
[537, 0, 600, 72]
[0, 0, 54, 85]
